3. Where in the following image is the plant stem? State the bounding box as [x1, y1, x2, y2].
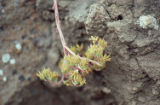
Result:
[52, 0, 101, 66]
[52, 0, 67, 55]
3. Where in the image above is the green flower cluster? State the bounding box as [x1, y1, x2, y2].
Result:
[37, 36, 111, 87]
[37, 68, 59, 82]
[85, 36, 111, 70]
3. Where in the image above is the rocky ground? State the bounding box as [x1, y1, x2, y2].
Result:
[0, 0, 160, 105]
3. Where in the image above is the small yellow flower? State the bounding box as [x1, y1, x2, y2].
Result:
[90, 36, 99, 43]
[37, 68, 59, 81]
[69, 70, 86, 86]
[37, 71, 45, 80]
[70, 44, 83, 54]
[64, 55, 79, 65]
[59, 59, 71, 73]
[98, 38, 107, 48]
[64, 80, 73, 86]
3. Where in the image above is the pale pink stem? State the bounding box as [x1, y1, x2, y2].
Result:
[73, 64, 83, 72]
[51, 74, 64, 87]
[52, 0, 101, 67]
[57, 74, 64, 84]
[52, 0, 67, 55]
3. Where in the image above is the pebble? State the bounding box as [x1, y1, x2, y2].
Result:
[0, 69, 3, 76]
[1, 9, 5, 13]
[102, 87, 111, 94]
[9, 58, 16, 64]
[2, 76, 7, 82]
[13, 2, 19, 7]
[1, 3, 6, 8]
[132, 87, 138, 91]
[152, 88, 159, 95]
[137, 15, 159, 30]
[18, 75, 25, 82]
[12, 70, 17, 75]
[131, 101, 136, 105]
[15, 41, 22, 51]
[21, 34, 27, 40]
[138, 96, 145, 102]
[27, 77, 32, 81]
[0, 26, 4, 32]
[2, 53, 11, 63]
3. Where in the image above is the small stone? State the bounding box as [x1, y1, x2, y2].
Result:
[0, 69, 3, 76]
[0, 26, 4, 32]
[10, 58, 16, 65]
[138, 96, 145, 102]
[21, 34, 27, 40]
[2, 76, 7, 82]
[15, 41, 22, 51]
[18, 75, 25, 82]
[137, 15, 159, 30]
[132, 87, 138, 93]
[13, 2, 19, 7]
[1, 3, 6, 8]
[156, 80, 160, 86]
[12, 70, 17, 75]
[132, 101, 136, 105]
[1, 9, 5, 13]
[152, 88, 159, 95]
[102, 87, 111, 94]
[27, 77, 32, 81]
[2, 53, 11, 63]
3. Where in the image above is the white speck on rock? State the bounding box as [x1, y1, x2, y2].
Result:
[2, 53, 11, 63]
[1, 9, 5, 13]
[137, 15, 159, 30]
[15, 41, 22, 51]
[2, 76, 7, 82]
[0, 69, 3, 76]
[10, 58, 16, 65]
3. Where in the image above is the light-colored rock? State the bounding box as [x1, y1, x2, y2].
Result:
[2, 76, 7, 82]
[10, 58, 16, 65]
[15, 41, 22, 51]
[2, 53, 11, 63]
[0, 69, 3, 76]
[137, 15, 159, 30]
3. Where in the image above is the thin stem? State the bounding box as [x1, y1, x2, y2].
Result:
[51, 74, 64, 87]
[57, 74, 64, 84]
[73, 64, 83, 72]
[52, 0, 67, 55]
[52, 0, 102, 66]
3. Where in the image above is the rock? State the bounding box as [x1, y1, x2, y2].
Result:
[131, 101, 137, 105]
[2, 53, 11, 63]
[9, 58, 16, 65]
[102, 87, 111, 94]
[152, 87, 159, 95]
[132, 37, 153, 47]
[15, 41, 22, 51]
[68, 0, 95, 23]
[0, 69, 3, 76]
[137, 15, 159, 30]
[2, 76, 7, 82]
[12, 70, 17, 75]
[138, 96, 145, 102]
[137, 53, 160, 80]
[85, 3, 109, 35]
[18, 75, 25, 82]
